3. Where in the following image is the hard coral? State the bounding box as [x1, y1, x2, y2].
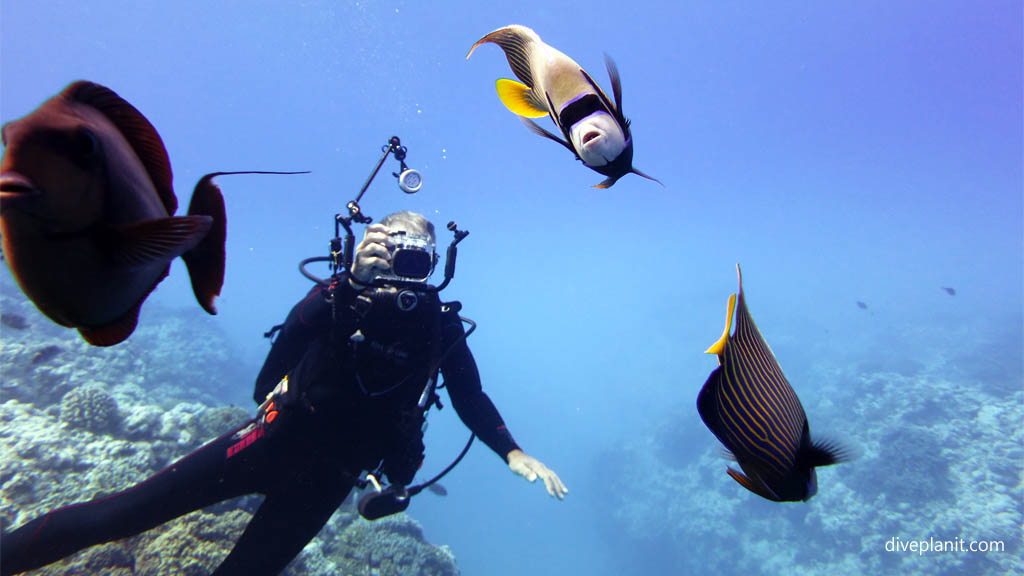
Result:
[60, 385, 121, 434]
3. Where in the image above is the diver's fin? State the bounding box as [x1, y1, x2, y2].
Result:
[705, 293, 737, 356]
[519, 117, 577, 156]
[107, 216, 212, 268]
[66, 81, 177, 216]
[496, 79, 548, 117]
[79, 300, 143, 347]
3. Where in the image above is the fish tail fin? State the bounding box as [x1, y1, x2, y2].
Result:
[704, 293, 737, 355]
[183, 173, 227, 315]
[183, 171, 310, 314]
[468, 25, 539, 87]
[495, 79, 548, 117]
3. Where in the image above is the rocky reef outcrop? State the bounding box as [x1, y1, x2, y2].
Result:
[0, 275, 460, 576]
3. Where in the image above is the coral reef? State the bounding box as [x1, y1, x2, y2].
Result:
[328, 514, 460, 576]
[0, 275, 461, 576]
[60, 385, 122, 434]
[131, 509, 251, 576]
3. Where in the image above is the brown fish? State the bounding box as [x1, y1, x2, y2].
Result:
[0, 81, 305, 346]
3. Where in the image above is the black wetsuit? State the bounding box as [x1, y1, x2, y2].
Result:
[1, 277, 519, 576]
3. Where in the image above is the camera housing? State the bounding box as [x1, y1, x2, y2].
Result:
[379, 231, 436, 282]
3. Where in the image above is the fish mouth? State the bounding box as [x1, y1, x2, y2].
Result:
[0, 172, 40, 205]
[582, 131, 603, 147]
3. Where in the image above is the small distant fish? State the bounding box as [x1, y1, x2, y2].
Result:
[1, 312, 29, 330]
[855, 301, 868, 310]
[941, 286, 956, 296]
[425, 483, 448, 496]
[698, 264, 847, 502]
[467, 25, 659, 188]
[30, 344, 61, 365]
[0, 80, 308, 346]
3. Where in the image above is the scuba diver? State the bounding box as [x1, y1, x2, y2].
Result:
[0, 139, 567, 576]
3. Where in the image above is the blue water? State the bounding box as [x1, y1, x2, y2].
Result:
[2, 2, 1021, 575]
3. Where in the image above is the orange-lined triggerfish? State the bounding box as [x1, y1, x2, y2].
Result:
[467, 25, 659, 188]
[698, 265, 847, 501]
[0, 81, 306, 346]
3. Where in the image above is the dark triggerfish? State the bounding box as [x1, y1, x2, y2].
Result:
[467, 25, 659, 188]
[698, 265, 846, 502]
[0, 81, 304, 346]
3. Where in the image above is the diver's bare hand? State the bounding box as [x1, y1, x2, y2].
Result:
[507, 449, 568, 500]
[350, 224, 391, 286]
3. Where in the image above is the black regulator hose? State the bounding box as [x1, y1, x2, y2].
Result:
[299, 256, 332, 287]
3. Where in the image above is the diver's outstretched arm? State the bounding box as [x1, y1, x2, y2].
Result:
[507, 449, 569, 500]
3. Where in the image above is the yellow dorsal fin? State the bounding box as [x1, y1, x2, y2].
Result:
[495, 78, 548, 118]
[705, 293, 737, 355]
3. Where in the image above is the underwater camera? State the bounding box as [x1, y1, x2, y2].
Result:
[379, 231, 436, 283]
[293, 135, 471, 293]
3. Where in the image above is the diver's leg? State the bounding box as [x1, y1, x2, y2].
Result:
[0, 422, 268, 575]
[210, 461, 356, 576]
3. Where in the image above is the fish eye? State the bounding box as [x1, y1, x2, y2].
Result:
[73, 128, 98, 158]
[63, 127, 100, 170]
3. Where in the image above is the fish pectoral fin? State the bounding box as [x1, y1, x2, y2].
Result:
[78, 300, 143, 347]
[495, 79, 548, 117]
[631, 167, 663, 186]
[603, 54, 624, 116]
[805, 438, 852, 467]
[519, 117, 576, 156]
[726, 467, 780, 501]
[704, 293, 737, 355]
[108, 216, 213, 268]
[696, 368, 726, 433]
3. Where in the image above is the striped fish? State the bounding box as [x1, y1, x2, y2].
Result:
[698, 265, 845, 501]
[466, 25, 659, 188]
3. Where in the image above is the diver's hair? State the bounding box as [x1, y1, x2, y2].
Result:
[380, 210, 436, 242]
